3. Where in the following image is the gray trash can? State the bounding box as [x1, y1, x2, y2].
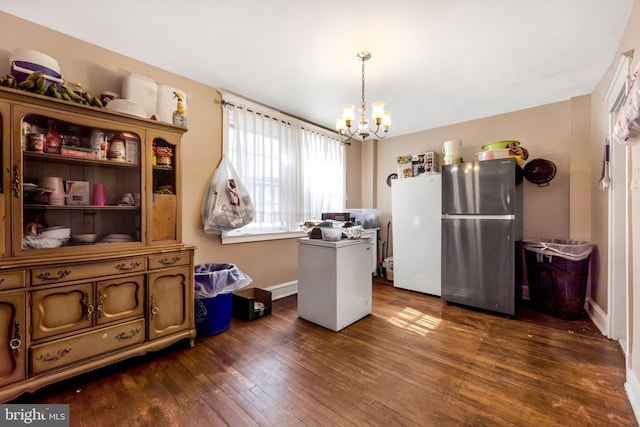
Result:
[523, 239, 593, 319]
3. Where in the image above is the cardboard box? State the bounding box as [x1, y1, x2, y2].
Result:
[61, 145, 96, 160]
[65, 181, 89, 205]
[125, 138, 139, 164]
[411, 151, 439, 176]
[232, 288, 272, 321]
[397, 155, 413, 178]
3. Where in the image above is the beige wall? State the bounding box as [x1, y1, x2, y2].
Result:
[590, 0, 640, 393]
[375, 100, 580, 257]
[0, 12, 363, 288]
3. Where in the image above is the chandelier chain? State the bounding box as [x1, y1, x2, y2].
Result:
[361, 59, 366, 114]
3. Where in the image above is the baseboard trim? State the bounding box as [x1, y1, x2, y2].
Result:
[263, 281, 298, 301]
[625, 368, 640, 425]
[585, 296, 608, 336]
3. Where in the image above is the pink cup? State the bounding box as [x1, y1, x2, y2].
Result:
[92, 184, 106, 206]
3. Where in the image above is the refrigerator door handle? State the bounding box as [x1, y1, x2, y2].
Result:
[442, 214, 515, 220]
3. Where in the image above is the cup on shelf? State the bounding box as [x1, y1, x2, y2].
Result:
[92, 183, 107, 206]
[120, 193, 134, 206]
[40, 176, 65, 206]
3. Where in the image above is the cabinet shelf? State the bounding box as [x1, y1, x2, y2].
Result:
[23, 204, 140, 211]
[24, 151, 139, 169]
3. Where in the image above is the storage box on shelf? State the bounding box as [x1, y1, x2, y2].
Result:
[0, 86, 195, 403]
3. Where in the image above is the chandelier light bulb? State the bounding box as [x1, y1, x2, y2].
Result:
[381, 111, 392, 129]
[342, 104, 355, 125]
[371, 102, 386, 122]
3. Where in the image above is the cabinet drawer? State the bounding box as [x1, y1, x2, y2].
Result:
[31, 257, 146, 285]
[30, 318, 145, 375]
[148, 251, 191, 270]
[0, 270, 26, 291]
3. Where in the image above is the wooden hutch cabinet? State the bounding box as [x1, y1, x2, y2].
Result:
[0, 86, 195, 402]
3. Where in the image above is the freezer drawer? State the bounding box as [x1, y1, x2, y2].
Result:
[441, 217, 516, 315]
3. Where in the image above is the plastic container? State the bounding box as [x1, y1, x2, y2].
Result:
[523, 239, 593, 319]
[346, 209, 380, 229]
[10, 48, 63, 89]
[195, 293, 232, 336]
[194, 263, 253, 337]
[321, 227, 343, 241]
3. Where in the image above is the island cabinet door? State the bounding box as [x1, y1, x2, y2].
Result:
[96, 275, 145, 326]
[147, 267, 190, 340]
[0, 293, 26, 387]
[31, 283, 94, 341]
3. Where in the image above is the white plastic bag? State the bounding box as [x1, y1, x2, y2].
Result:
[201, 156, 255, 233]
[613, 62, 640, 146]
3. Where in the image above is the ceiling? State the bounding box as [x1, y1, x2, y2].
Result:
[1, 1, 634, 137]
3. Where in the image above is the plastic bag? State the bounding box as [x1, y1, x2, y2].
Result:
[194, 263, 253, 298]
[201, 156, 255, 233]
[613, 61, 640, 146]
[523, 238, 593, 261]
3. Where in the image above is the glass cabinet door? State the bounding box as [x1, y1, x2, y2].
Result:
[12, 105, 145, 256]
[0, 101, 10, 259]
[148, 132, 180, 244]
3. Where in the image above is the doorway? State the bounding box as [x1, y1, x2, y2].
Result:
[607, 75, 630, 356]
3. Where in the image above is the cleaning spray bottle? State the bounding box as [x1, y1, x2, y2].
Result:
[172, 91, 188, 127]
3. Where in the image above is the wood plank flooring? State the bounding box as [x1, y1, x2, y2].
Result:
[12, 277, 636, 426]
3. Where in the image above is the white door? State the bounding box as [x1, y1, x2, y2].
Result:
[391, 174, 442, 296]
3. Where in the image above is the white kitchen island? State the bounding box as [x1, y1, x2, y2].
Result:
[297, 237, 373, 332]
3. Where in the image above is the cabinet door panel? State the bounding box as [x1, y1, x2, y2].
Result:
[148, 267, 190, 340]
[31, 283, 93, 341]
[97, 275, 144, 325]
[0, 293, 26, 387]
[148, 132, 181, 245]
[0, 100, 10, 260]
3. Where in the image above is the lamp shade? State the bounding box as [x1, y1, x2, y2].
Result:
[371, 102, 385, 120]
[342, 104, 355, 123]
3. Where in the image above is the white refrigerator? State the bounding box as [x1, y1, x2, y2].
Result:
[391, 173, 442, 296]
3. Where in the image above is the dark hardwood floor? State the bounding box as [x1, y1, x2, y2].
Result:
[12, 277, 636, 426]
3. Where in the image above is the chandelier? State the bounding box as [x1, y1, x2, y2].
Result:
[335, 51, 391, 145]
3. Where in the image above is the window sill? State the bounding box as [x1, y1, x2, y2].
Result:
[221, 230, 307, 244]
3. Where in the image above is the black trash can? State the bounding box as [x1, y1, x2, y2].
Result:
[523, 239, 593, 319]
[194, 263, 252, 337]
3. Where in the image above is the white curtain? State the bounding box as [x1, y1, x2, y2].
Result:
[300, 127, 345, 219]
[222, 94, 345, 235]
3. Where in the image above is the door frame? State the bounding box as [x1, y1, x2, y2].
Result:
[604, 51, 632, 357]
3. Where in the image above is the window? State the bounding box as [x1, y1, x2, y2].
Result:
[221, 92, 345, 243]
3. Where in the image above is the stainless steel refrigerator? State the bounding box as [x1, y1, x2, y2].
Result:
[441, 158, 523, 316]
